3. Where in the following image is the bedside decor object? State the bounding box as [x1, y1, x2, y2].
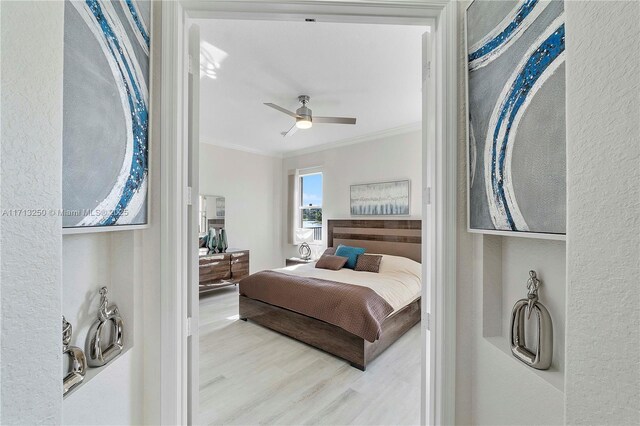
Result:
[86, 287, 124, 367]
[295, 228, 314, 260]
[62, 316, 87, 396]
[510, 271, 553, 370]
[465, 0, 566, 237]
[350, 180, 410, 216]
[62, 0, 150, 231]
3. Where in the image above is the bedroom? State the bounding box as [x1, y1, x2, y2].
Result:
[196, 18, 426, 425]
[2, 0, 638, 425]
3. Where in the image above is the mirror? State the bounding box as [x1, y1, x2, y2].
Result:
[199, 194, 225, 235]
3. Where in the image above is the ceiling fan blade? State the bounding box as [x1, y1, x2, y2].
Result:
[264, 103, 299, 118]
[281, 123, 298, 138]
[313, 116, 357, 125]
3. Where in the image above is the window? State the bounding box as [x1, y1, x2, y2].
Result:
[299, 172, 323, 242]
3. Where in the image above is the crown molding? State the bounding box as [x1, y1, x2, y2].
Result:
[199, 137, 284, 158]
[282, 121, 421, 158]
[200, 122, 421, 159]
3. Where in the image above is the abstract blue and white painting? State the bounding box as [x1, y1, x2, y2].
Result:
[63, 0, 150, 229]
[350, 180, 410, 216]
[466, 0, 566, 235]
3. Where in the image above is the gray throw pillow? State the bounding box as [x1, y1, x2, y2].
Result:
[322, 247, 336, 256]
[315, 254, 348, 271]
[354, 254, 383, 273]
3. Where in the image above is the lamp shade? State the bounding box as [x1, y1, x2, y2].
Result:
[295, 228, 314, 243]
[295, 117, 312, 129]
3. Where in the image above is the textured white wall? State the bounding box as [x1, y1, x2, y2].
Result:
[0, 1, 65, 423]
[564, 1, 640, 424]
[282, 130, 422, 257]
[199, 144, 284, 272]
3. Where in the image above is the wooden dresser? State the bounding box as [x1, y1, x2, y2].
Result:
[199, 249, 249, 295]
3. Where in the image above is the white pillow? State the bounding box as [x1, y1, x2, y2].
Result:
[376, 254, 422, 279]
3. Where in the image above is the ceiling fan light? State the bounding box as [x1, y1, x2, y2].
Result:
[295, 117, 312, 129]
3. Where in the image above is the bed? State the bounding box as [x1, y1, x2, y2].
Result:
[238, 219, 422, 370]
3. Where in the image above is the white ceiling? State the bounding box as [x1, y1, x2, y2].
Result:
[196, 19, 426, 156]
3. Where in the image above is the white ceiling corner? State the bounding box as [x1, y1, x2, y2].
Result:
[196, 18, 425, 155]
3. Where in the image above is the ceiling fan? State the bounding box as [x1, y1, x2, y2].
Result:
[264, 95, 357, 137]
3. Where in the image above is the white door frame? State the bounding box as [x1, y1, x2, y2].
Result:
[186, 23, 201, 425]
[160, 1, 457, 425]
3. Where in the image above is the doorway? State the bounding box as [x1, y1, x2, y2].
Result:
[159, 2, 457, 425]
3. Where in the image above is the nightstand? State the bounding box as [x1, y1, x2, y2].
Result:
[286, 257, 315, 266]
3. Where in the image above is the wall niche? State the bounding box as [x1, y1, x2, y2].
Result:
[62, 231, 140, 397]
[479, 234, 566, 391]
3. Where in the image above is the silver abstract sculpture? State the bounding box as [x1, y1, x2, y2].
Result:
[63, 316, 87, 396]
[510, 271, 553, 370]
[86, 287, 124, 367]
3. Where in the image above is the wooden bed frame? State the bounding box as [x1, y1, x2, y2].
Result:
[239, 219, 422, 370]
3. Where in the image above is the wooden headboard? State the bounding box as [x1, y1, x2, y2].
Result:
[327, 220, 422, 263]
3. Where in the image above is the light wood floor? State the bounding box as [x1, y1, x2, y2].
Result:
[199, 286, 421, 426]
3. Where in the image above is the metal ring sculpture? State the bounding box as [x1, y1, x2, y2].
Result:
[510, 270, 553, 370]
[86, 287, 124, 367]
[63, 316, 87, 396]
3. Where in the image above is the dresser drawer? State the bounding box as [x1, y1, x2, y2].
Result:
[230, 250, 249, 259]
[199, 258, 231, 283]
[198, 250, 250, 293]
[199, 253, 229, 265]
[230, 251, 249, 280]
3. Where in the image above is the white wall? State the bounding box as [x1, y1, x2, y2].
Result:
[456, 1, 640, 425]
[199, 144, 284, 272]
[282, 130, 422, 258]
[564, 1, 640, 424]
[0, 1, 65, 423]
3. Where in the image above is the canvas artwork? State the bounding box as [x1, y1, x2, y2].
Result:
[62, 0, 150, 230]
[350, 180, 410, 216]
[466, 0, 566, 236]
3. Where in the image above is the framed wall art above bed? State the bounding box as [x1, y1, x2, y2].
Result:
[350, 180, 410, 216]
[465, 0, 566, 239]
[62, 0, 151, 233]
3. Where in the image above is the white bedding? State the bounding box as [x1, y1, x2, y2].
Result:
[274, 254, 422, 312]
